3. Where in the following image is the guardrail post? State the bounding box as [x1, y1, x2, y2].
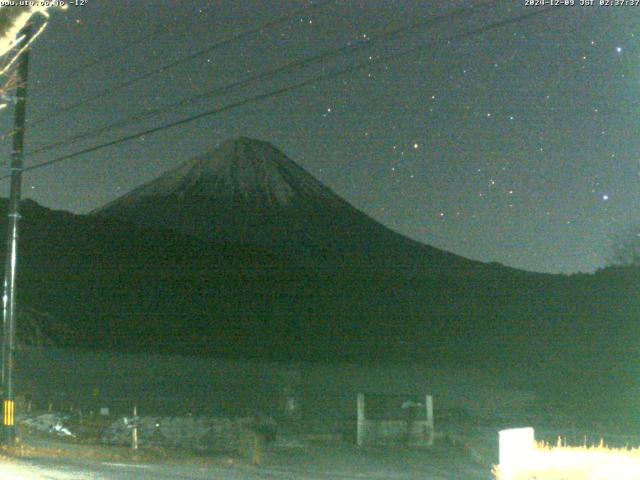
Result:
[357, 393, 365, 447]
[425, 395, 433, 447]
[131, 404, 138, 450]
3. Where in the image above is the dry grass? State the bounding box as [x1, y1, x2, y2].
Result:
[493, 439, 640, 480]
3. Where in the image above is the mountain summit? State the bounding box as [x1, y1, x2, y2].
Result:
[93, 137, 353, 248]
[99, 137, 343, 210]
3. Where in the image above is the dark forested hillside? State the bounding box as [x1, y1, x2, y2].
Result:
[1, 197, 639, 421]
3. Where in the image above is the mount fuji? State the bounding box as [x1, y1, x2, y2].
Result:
[92, 136, 478, 271]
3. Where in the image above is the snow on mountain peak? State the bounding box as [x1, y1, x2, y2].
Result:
[122, 137, 337, 209]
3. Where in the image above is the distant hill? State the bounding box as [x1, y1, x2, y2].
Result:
[4, 197, 510, 360]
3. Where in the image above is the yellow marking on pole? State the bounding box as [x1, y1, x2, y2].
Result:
[3, 400, 14, 426]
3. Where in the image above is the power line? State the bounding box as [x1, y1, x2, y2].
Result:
[25, 0, 333, 129]
[14, 6, 556, 177]
[49, 2, 218, 85]
[2, 6, 556, 180]
[26, 0, 497, 158]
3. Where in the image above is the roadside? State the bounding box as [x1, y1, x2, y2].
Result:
[0, 422, 492, 479]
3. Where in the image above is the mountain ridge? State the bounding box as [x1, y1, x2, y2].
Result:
[91, 137, 498, 275]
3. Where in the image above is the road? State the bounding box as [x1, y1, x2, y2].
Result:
[0, 443, 492, 479]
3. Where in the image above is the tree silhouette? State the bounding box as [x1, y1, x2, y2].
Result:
[609, 226, 640, 267]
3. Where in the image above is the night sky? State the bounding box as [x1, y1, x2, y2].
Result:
[0, 0, 638, 274]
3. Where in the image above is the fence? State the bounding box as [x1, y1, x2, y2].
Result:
[356, 393, 433, 447]
[18, 384, 436, 450]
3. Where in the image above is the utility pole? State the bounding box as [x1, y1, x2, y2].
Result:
[1, 22, 32, 445]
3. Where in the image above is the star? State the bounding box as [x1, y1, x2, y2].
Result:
[16, 1, 639, 274]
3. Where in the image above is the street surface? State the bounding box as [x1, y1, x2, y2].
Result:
[0, 443, 492, 479]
